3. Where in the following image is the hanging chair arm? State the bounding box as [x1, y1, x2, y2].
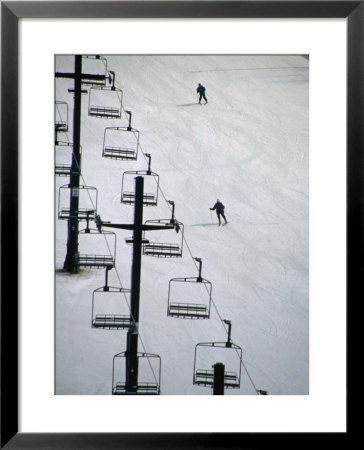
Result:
[167, 200, 175, 221]
[104, 266, 112, 291]
[108, 71, 116, 89]
[194, 257, 203, 281]
[126, 110, 132, 131]
[223, 319, 232, 347]
[145, 153, 152, 173]
[167, 201, 182, 233]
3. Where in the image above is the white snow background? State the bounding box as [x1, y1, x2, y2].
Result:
[55, 54, 309, 396]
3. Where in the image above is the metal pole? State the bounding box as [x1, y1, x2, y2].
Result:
[63, 55, 82, 273]
[213, 362, 225, 395]
[125, 176, 144, 393]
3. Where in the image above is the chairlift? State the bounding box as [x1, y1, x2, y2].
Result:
[167, 258, 211, 318]
[88, 71, 122, 118]
[143, 201, 183, 257]
[120, 154, 159, 206]
[91, 267, 132, 329]
[81, 55, 108, 86]
[112, 351, 161, 395]
[102, 111, 139, 160]
[55, 101, 68, 132]
[193, 320, 242, 390]
[55, 142, 79, 177]
[58, 184, 98, 220]
[76, 219, 116, 269]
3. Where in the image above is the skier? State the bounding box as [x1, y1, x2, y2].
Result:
[210, 199, 228, 226]
[197, 83, 208, 104]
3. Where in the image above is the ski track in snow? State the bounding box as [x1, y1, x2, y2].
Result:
[55, 55, 309, 396]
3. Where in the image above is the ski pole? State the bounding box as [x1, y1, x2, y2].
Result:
[210, 209, 213, 224]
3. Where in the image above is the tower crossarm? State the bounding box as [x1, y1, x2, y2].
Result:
[55, 72, 108, 82]
[100, 222, 175, 232]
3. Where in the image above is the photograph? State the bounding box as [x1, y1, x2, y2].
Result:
[55, 54, 309, 396]
[2, 0, 354, 445]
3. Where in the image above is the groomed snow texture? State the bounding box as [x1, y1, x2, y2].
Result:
[55, 55, 309, 395]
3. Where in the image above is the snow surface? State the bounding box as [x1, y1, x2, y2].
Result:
[55, 54, 309, 395]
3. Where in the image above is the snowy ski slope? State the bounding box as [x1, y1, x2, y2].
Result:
[55, 54, 309, 395]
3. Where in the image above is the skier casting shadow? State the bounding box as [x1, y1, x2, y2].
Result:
[197, 83, 208, 104]
[210, 199, 228, 226]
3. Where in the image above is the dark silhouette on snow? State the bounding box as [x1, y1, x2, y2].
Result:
[197, 83, 208, 104]
[210, 199, 228, 225]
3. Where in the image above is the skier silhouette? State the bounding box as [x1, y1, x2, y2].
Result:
[210, 199, 227, 225]
[197, 83, 208, 104]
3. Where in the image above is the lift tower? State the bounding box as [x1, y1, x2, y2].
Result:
[99, 176, 175, 393]
[55, 55, 108, 273]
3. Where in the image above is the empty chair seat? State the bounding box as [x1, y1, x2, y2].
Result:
[89, 106, 121, 118]
[76, 254, 114, 269]
[143, 243, 181, 257]
[112, 351, 161, 395]
[58, 184, 98, 221]
[121, 191, 157, 206]
[168, 303, 208, 318]
[194, 369, 239, 387]
[167, 259, 211, 319]
[102, 125, 139, 161]
[193, 322, 243, 391]
[88, 86, 123, 119]
[120, 155, 159, 207]
[81, 55, 108, 86]
[92, 281, 131, 330]
[113, 383, 159, 395]
[103, 146, 135, 159]
[93, 315, 132, 329]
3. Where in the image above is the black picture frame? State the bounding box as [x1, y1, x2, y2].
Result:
[1, 1, 354, 448]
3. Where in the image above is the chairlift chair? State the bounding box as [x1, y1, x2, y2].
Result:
[88, 71, 122, 118]
[58, 184, 98, 221]
[193, 321, 242, 390]
[142, 221, 183, 257]
[167, 258, 211, 318]
[143, 201, 183, 257]
[55, 142, 78, 177]
[81, 55, 108, 86]
[112, 351, 161, 395]
[91, 267, 132, 329]
[102, 112, 139, 160]
[76, 223, 116, 269]
[55, 101, 68, 132]
[120, 154, 159, 206]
